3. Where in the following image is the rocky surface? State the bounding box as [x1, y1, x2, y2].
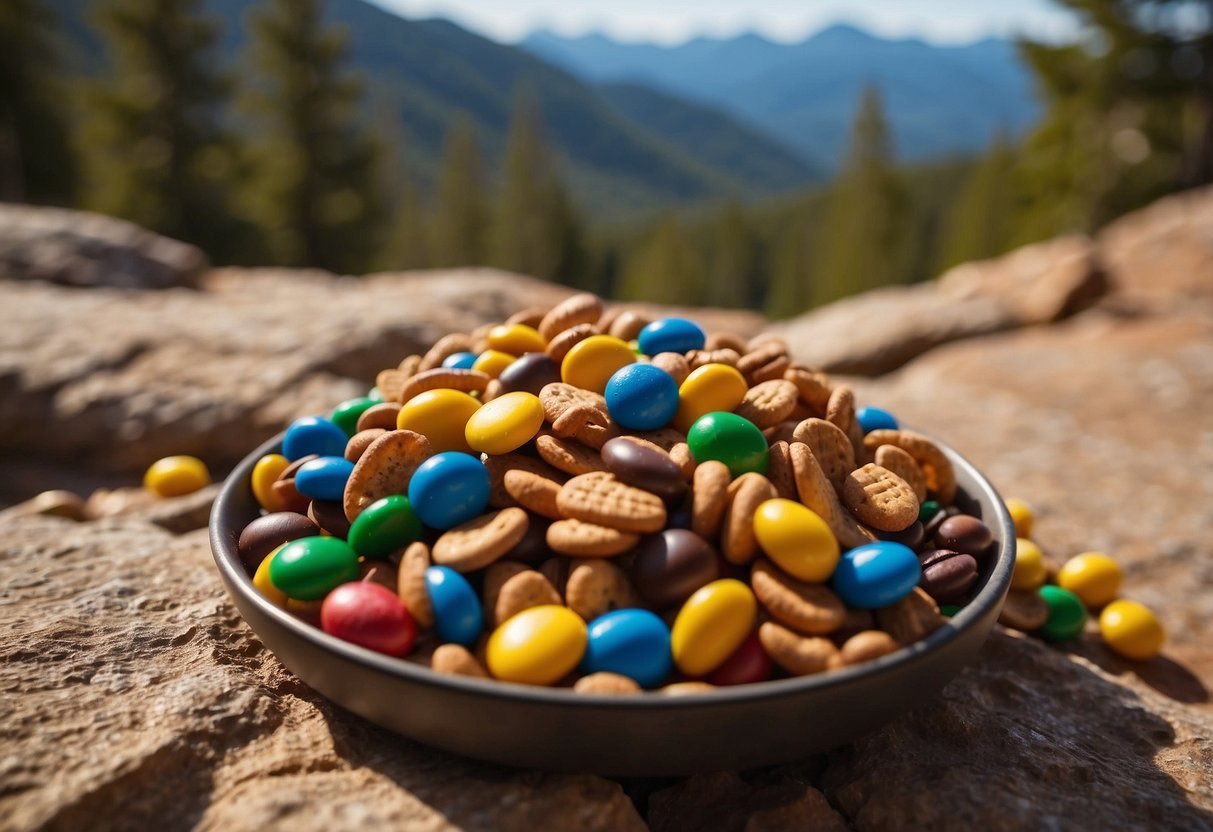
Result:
[3, 188, 1213, 830]
[0, 203, 209, 290]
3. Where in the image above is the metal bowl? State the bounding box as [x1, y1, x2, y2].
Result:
[210, 431, 1015, 776]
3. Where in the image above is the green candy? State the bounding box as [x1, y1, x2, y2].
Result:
[1038, 585, 1087, 642]
[940, 604, 962, 617]
[918, 499, 942, 523]
[347, 495, 422, 559]
[686, 411, 768, 477]
[330, 396, 377, 437]
[367, 386, 385, 403]
[268, 536, 359, 600]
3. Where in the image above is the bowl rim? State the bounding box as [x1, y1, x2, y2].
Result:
[210, 428, 1016, 708]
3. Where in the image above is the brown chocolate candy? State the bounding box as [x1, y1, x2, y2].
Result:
[498, 352, 562, 396]
[878, 520, 925, 551]
[308, 499, 353, 539]
[237, 511, 320, 571]
[933, 514, 993, 561]
[601, 437, 687, 504]
[919, 549, 979, 605]
[630, 528, 719, 610]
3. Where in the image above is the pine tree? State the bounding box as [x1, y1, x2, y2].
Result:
[429, 116, 488, 267]
[1014, 0, 1213, 240]
[0, 0, 75, 204]
[489, 86, 584, 281]
[245, 0, 384, 274]
[765, 205, 815, 319]
[812, 87, 906, 307]
[81, 0, 244, 258]
[705, 200, 760, 309]
[616, 214, 703, 305]
[935, 134, 1017, 272]
[376, 123, 429, 271]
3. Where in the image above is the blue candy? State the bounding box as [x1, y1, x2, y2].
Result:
[637, 317, 706, 357]
[407, 452, 490, 530]
[604, 363, 680, 430]
[580, 609, 672, 689]
[282, 416, 348, 461]
[856, 406, 899, 433]
[831, 541, 922, 609]
[293, 456, 355, 501]
[424, 566, 483, 646]
[442, 351, 478, 370]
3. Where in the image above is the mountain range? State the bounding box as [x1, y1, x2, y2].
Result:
[520, 25, 1040, 170]
[49, 1, 1041, 220]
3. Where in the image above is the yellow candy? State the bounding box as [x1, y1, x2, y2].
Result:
[486, 323, 546, 356]
[486, 605, 588, 686]
[465, 391, 544, 455]
[561, 335, 636, 393]
[1099, 599, 1164, 660]
[1005, 498, 1034, 539]
[251, 453, 291, 512]
[1058, 551, 1122, 608]
[674, 363, 748, 433]
[143, 455, 210, 497]
[752, 498, 840, 582]
[471, 349, 516, 379]
[1011, 538, 1047, 590]
[397, 388, 481, 454]
[671, 578, 757, 677]
[253, 545, 288, 607]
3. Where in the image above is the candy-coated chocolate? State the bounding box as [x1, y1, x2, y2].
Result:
[918, 499, 942, 524]
[637, 317, 706, 356]
[472, 349, 516, 379]
[1038, 585, 1087, 642]
[269, 536, 359, 601]
[918, 549, 978, 605]
[1057, 551, 1123, 608]
[1099, 599, 1164, 660]
[831, 541, 921, 609]
[251, 453, 292, 512]
[346, 495, 422, 559]
[408, 452, 490, 530]
[486, 323, 547, 356]
[686, 411, 769, 477]
[424, 565, 483, 646]
[238, 511, 320, 571]
[940, 604, 963, 617]
[442, 351, 478, 370]
[253, 545, 288, 606]
[856, 406, 899, 433]
[497, 352, 561, 395]
[580, 609, 672, 689]
[367, 386, 385, 402]
[752, 498, 840, 583]
[1004, 498, 1034, 538]
[602, 437, 687, 504]
[674, 363, 748, 433]
[487, 605, 588, 686]
[604, 363, 680, 430]
[1011, 538, 1047, 590]
[321, 582, 417, 657]
[293, 456, 355, 502]
[282, 416, 348, 461]
[561, 335, 636, 394]
[934, 514, 993, 560]
[708, 631, 774, 686]
[143, 455, 210, 497]
[630, 528, 719, 609]
[396, 388, 481, 454]
[308, 499, 351, 538]
[330, 396, 376, 437]
[670, 578, 757, 677]
[464, 391, 544, 455]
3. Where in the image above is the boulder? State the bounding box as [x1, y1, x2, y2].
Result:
[0, 203, 208, 289]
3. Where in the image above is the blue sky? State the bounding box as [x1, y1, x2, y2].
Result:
[370, 0, 1078, 45]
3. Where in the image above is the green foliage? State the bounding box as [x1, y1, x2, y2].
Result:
[81, 0, 246, 258]
[616, 214, 703, 304]
[0, 0, 76, 203]
[765, 206, 815, 319]
[244, 0, 384, 273]
[1013, 0, 1213, 240]
[811, 87, 908, 306]
[935, 135, 1018, 272]
[705, 200, 762, 309]
[429, 116, 488, 267]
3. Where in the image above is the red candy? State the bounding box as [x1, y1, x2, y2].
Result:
[709, 631, 774, 686]
[321, 582, 417, 657]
